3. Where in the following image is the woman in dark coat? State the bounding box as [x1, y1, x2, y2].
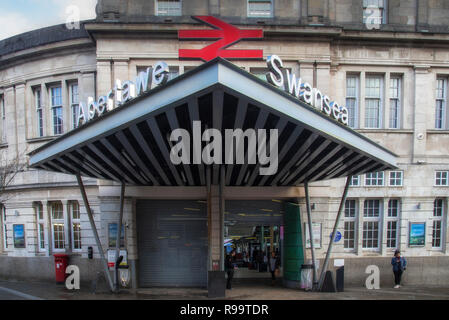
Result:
[391, 249, 407, 288]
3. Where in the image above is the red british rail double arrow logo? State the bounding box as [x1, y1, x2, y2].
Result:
[178, 16, 263, 61]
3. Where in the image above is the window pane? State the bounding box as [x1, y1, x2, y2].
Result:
[364, 199, 380, 217]
[346, 76, 359, 128]
[73, 223, 81, 250]
[37, 203, 44, 220]
[388, 199, 399, 217]
[157, 0, 181, 16]
[51, 87, 62, 106]
[53, 223, 65, 249]
[248, 1, 272, 17]
[387, 221, 397, 248]
[53, 106, 63, 135]
[365, 76, 382, 128]
[389, 77, 400, 129]
[344, 221, 355, 249]
[51, 203, 63, 220]
[345, 200, 356, 217]
[39, 224, 45, 249]
[432, 220, 442, 248]
[71, 84, 79, 105]
[71, 202, 80, 220]
[363, 221, 379, 248]
[436, 79, 446, 129]
[434, 199, 443, 217]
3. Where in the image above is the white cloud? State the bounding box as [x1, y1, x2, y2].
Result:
[0, 12, 43, 40]
[54, 0, 97, 22]
[0, 1, 97, 41]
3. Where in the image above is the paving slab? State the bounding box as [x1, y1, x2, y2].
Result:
[0, 279, 448, 300]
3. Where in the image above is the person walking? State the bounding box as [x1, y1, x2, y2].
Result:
[225, 250, 236, 289]
[269, 251, 280, 286]
[391, 249, 407, 288]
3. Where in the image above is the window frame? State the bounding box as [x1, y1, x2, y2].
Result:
[364, 75, 384, 129]
[435, 77, 447, 130]
[49, 85, 63, 136]
[435, 171, 449, 187]
[344, 199, 358, 251]
[69, 82, 79, 130]
[362, 0, 387, 25]
[34, 87, 44, 137]
[69, 201, 82, 252]
[1, 204, 6, 250]
[346, 74, 360, 129]
[50, 202, 65, 252]
[362, 199, 382, 251]
[365, 171, 384, 186]
[247, 0, 274, 18]
[389, 171, 403, 187]
[349, 175, 361, 187]
[432, 199, 445, 249]
[155, 0, 182, 16]
[389, 76, 402, 129]
[0, 94, 5, 143]
[386, 199, 400, 249]
[34, 202, 46, 252]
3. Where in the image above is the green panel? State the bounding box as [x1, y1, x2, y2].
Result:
[283, 202, 304, 282]
[284, 219, 301, 234]
[284, 259, 302, 272]
[284, 271, 301, 281]
[284, 245, 302, 258]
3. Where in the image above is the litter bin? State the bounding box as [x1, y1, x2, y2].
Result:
[54, 254, 69, 284]
[300, 264, 313, 291]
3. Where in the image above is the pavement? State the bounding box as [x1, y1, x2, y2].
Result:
[0, 278, 448, 300]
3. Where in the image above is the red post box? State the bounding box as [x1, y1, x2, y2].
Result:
[54, 254, 69, 284]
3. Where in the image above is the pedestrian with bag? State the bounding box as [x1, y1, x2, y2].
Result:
[391, 249, 407, 288]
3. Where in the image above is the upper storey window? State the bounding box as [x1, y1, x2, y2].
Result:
[248, 0, 273, 18]
[70, 82, 79, 130]
[436, 77, 447, 130]
[346, 75, 359, 129]
[0, 95, 5, 143]
[34, 87, 44, 137]
[363, 0, 387, 26]
[156, 0, 182, 16]
[50, 85, 63, 136]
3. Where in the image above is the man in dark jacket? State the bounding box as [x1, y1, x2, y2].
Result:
[225, 250, 236, 289]
[391, 249, 407, 288]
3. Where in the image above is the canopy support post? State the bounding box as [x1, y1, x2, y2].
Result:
[304, 181, 318, 291]
[317, 176, 352, 291]
[114, 182, 126, 292]
[76, 174, 114, 293]
[219, 165, 225, 271]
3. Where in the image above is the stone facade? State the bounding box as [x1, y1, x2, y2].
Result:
[0, 0, 448, 288]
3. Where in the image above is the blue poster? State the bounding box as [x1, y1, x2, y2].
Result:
[108, 223, 125, 248]
[409, 222, 425, 246]
[13, 224, 25, 248]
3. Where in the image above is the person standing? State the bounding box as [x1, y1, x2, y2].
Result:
[269, 251, 280, 286]
[225, 250, 236, 289]
[252, 248, 259, 270]
[391, 249, 407, 288]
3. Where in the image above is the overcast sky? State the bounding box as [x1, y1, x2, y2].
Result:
[0, 0, 97, 40]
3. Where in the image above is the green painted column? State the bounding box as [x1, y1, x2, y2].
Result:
[283, 202, 304, 283]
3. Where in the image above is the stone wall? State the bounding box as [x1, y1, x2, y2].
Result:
[323, 256, 449, 287]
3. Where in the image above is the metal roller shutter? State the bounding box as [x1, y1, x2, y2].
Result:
[137, 200, 208, 287]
